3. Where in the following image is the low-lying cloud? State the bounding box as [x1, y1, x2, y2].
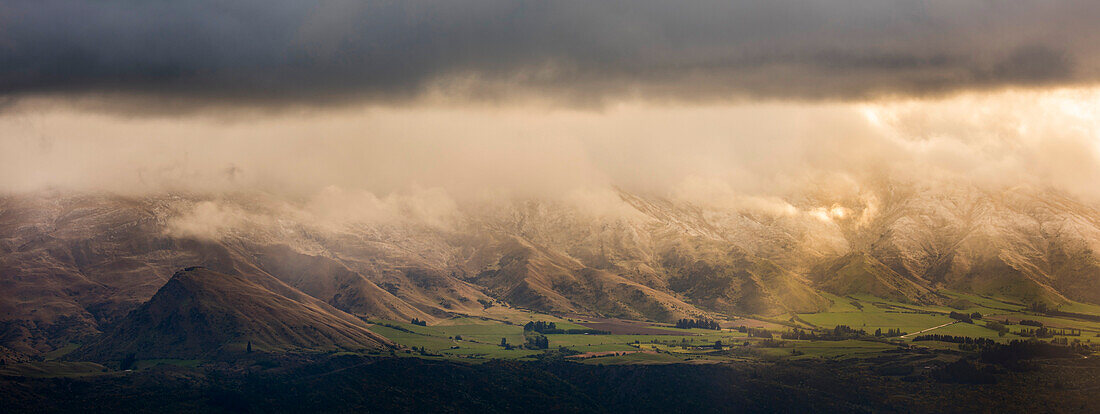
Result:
[4, 88, 1100, 212]
[2, 0, 1100, 110]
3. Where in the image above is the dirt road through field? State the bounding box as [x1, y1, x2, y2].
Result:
[900, 321, 959, 339]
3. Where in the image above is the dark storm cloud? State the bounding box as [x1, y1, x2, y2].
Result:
[1, 0, 1098, 107]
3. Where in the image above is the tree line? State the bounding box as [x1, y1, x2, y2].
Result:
[523, 321, 609, 335]
[1016, 326, 1082, 338]
[778, 325, 879, 341]
[873, 328, 905, 338]
[736, 326, 774, 338]
[912, 334, 996, 347]
[980, 339, 1091, 366]
[674, 318, 720, 330]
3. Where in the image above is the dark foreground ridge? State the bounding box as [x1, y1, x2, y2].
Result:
[3, 354, 1099, 413]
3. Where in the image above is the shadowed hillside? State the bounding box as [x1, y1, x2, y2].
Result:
[74, 267, 391, 361]
[5, 185, 1100, 358]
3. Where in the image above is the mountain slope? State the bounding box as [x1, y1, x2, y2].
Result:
[74, 267, 391, 361]
[810, 252, 936, 304]
[6, 184, 1100, 357]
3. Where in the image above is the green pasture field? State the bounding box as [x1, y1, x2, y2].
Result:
[985, 314, 1100, 333]
[576, 352, 686, 365]
[1057, 300, 1100, 315]
[934, 291, 1027, 313]
[363, 293, 1100, 364]
[368, 320, 548, 359]
[796, 311, 952, 334]
[462, 307, 591, 330]
[0, 361, 108, 378]
[915, 321, 1015, 339]
[787, 339, 900, 359]
[42, 342, 81, 360]
[818, 292, 865, 313]
[133, 359, 203, 370]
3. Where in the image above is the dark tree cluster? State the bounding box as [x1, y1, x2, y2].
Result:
[524, 321, 557, 332]
[980, 339, 1090, 366]
[674, 319, 720, 330]
[1016, 327, 1081, 338]
[1018, 319, 1043, 327]
[410, 318, 428, 326]
[523, 321, 608, 335]
[912, 334, 995, 347]
[758, 339, 785, 348]
[525, 333, 550, 349]
[829, 325, 867, 338]
[778, 325, 880, 341]
[409, 346, 439, 356]
[931, 359, 997, 384]
[985, 321, 1010, 336]
[736, 326, 773, 338]
[873, 328, 905, 338]
[780, 329, 814, 340]
[948, 312, 974, 323]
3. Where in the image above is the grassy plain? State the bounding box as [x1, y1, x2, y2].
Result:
[0, 361, 108, 378]
[363, 292, 1100, 365]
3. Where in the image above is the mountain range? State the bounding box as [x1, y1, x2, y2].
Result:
[3, 183, 1100, 359]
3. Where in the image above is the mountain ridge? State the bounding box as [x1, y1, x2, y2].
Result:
[4, 184, 1100, 356]
[73, 266, 392, 361]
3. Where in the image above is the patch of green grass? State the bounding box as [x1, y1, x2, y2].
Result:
[986, 314, 1100, 332]
[369, 324, 462, 350]
[819, 292, 864, 313]
[576, 352, 684, 365]
[133, 359, 202, 370]
[1057, 301, 1100, 317]
[0, 361, 108, 378]
[471, 308, 588, 329]
[369, 318, 549, 359]
[914, 321, 1015, 340]
[367, 296, 1100, 365]
[796, 311, 952, 335]
[845, 294, 952, 314]
[549, 334, 657, 351]
[433, 321, 526, 343]
[549, 333, 742, 349]
[787, 339, 898, 360]
[936, 290, 1027, 314]
[439, 345, 542, 359]
[42, 342, 80, 360]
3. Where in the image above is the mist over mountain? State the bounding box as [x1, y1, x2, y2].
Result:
[5, 2, 1100, 412]
[6, 92, 1100, 362]
[5, 178, 1100, 359]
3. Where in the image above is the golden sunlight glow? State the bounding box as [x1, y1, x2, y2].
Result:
[5, 86, 1100, 201]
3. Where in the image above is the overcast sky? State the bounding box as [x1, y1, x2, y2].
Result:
[3, 0, 1100, 107]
